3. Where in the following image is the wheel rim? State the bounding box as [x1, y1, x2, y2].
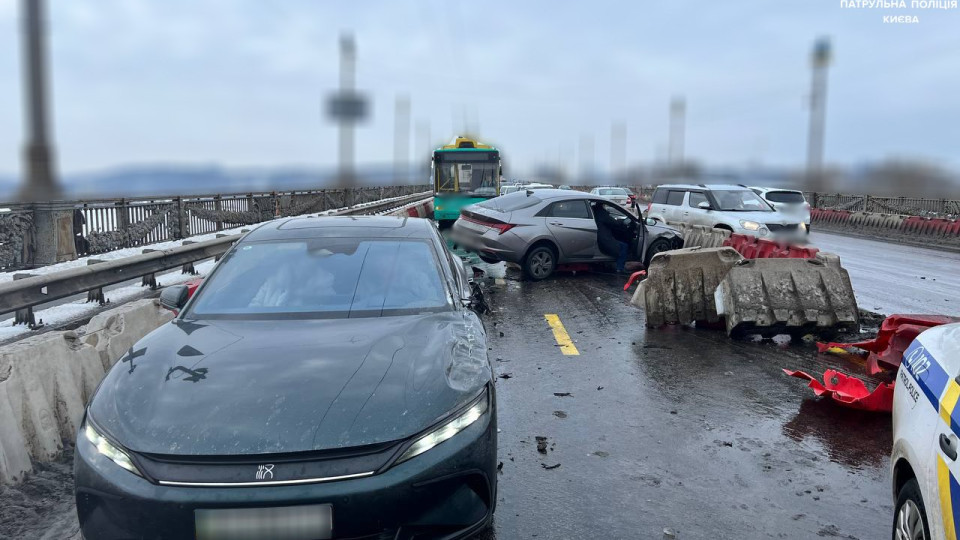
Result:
[652, 242, 669, 254]
[895, 499, 926, 540]
[530, 251, 553, 278]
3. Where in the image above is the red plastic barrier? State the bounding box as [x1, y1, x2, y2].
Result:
[817, 314, 960, 374]
[186, 278, 203, 299]
[947, 220, 960, 236]
[783, 369, 894, 413]
[901, 216, 925, 234]
[722, 234, 818, 260]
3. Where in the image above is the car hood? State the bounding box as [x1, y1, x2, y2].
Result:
[89, 312, 491, 456]
[726, 211, 796, 225]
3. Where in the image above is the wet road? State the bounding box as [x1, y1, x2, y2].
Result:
[481, 269, 891, 539]
[810, 230, 960, 316]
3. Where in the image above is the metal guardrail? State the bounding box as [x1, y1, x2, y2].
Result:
[0, 192, 432, 318]
[0, 184, 430, 271]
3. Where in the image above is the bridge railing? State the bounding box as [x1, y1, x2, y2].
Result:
[0, 185, 429, 272]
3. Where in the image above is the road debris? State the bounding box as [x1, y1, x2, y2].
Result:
[553, 392, 572, 397]
[541, 463, 561, 470]
[783, 369, 894, 413]
[817, 314, 960, 374]
[553, 411, 567, 418]
[498, 372, 513, 379]
[536, 436, 549, 454]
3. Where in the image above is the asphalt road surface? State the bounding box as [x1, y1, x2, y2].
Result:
[809, 230, 960, 316]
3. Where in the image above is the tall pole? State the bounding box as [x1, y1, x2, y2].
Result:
[393, 95, 410, 183]
[807, 37, 831, 192]
[338, 35, 356, 183]
[19, 0, 61, 202]
[668, 96, 686, 167]
[578, 134, 594, 182]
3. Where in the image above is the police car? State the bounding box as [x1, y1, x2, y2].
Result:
[892, 323, 960, 540]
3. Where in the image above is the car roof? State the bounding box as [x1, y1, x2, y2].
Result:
[503, 188, 607, 202]
[749, 186, 803, 194]
[656, 183, 753, 191]
[242, 215, 437, 242]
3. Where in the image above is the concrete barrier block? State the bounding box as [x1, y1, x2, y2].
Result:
[83, 299, 174, 371]
[715, 255, 859, 338]
[0, 299, 173, 485]
[632, 246, 744, 327]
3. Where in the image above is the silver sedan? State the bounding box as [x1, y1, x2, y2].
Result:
[451, 189, 683, 280]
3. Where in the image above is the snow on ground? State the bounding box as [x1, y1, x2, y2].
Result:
[0, 260, 216, 343]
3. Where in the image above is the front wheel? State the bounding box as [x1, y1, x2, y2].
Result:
[893, 478, 930, 540]
[645, 238, 673, 266]
[523, 246, 556, 281]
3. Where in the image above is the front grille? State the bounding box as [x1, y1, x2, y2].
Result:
[133, 440, 401, 487]
[767, 223, 800, 232]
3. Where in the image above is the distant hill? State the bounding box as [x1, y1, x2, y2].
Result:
[0, 164, 429, 202]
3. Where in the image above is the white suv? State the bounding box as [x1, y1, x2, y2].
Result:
[645, 183, 804, 239]
[891, 323, 960, 540]
[751, 187, 811, 234]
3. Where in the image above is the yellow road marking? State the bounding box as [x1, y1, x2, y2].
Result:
[544, 314, 579, 356]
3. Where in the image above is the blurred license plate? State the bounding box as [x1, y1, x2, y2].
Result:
[196, 504, 332, 540]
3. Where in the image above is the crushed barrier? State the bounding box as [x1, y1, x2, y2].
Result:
[817, 314, 960, 375]
[714, 256, 859, 338]
[783, 369, 894, 413]
[631, 247, 744, 327]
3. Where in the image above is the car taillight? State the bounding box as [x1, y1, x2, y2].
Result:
[462, 215, 515, 235]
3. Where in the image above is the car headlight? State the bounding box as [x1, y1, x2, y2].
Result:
[739, 220, 761, 231]
[83, 420, 142, 477]
[396, 389, 489, 464]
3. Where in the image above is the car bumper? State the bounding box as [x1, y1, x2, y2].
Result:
[75, 408, 497, 540]
[450, 220, 524, 264]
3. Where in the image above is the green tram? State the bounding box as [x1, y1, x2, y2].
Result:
[431, 136, 501, 224]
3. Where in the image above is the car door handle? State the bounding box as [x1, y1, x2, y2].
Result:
[941, 433, 958, 461]
[549, 221, 564, 226]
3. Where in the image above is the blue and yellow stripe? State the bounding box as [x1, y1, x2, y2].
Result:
[904, 340, 960, 539]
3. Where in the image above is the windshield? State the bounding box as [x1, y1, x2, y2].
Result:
[186, 239, 450, 319]
[435, 152, 500, 196]
[712, 190, 773, 212]
[765, 191, 806, 204]
[599, 188, 628, 196]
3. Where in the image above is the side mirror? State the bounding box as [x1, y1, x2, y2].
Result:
[159, 284, 189, 313]
[697, 201, 712, 210]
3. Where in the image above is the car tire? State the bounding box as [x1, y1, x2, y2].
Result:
[645, 238, 673, 266]
[893, 478, 930, 540]
[523, 246, 556, 281]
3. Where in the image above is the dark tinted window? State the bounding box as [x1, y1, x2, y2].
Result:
[547, 200, 591, 219]
[187, 239, 449, 319]
[765, 191, 806, 204]
[688, 192, 708, 207]
[666, 190, 686, 206]
[652, 188, 668, 204]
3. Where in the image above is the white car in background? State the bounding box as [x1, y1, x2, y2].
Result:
[646, 184, 805, 240]
[751, 187, 812, 234]
[891, 323, 960, 540]
[589, 187, 633, 207]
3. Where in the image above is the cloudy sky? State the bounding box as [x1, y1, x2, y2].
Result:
[0, 0, 958, 177]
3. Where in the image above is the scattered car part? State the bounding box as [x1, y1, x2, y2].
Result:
[783, 369, 894, 412]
